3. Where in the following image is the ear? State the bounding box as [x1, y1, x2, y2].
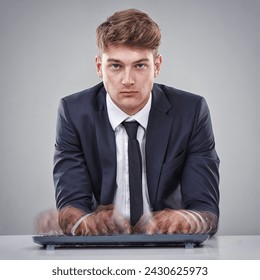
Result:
[154, 54, 162, 78]
[95, 55, 103, 78]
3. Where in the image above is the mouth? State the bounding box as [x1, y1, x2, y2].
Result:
[120, 91, 138, 94]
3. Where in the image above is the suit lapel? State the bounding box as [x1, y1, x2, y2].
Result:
[93, 87, 117, 205]
[146, 85, 174, 208]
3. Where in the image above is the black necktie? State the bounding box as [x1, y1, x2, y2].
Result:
[122, 121, 143, 226]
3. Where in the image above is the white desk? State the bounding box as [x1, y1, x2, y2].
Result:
[0, 235, 260, 260]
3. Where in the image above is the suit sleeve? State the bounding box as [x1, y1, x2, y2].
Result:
[181, 97, 220, 216]
[53, 98, 93, 213]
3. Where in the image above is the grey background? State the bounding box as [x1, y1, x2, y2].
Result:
[0, 0, 259, 235]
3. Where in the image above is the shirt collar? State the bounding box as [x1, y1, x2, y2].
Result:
[106, 92, 152, 131]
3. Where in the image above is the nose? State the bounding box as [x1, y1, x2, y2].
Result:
[121, 69, 135, 86]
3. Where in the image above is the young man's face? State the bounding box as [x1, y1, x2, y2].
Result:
[96, 45, 162, 115]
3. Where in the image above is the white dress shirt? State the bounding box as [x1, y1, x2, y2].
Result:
[106, 93, 152, 221]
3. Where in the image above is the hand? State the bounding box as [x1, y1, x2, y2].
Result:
[134, 209, 217, 235]
[134, 209, 190, 234]
[74, 205, 132, 235]
[59, 205, 132, 235]
[35, 208, 63, 235]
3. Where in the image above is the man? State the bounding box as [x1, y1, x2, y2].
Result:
[54, 9, 220, 236]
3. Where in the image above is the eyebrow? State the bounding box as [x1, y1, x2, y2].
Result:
[106, 58, 150, 64]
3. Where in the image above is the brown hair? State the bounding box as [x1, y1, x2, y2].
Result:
[96, 9, 161, 54]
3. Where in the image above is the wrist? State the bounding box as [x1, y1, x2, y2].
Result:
[58, 206, 86, 234]
[71, 213, 92, 235]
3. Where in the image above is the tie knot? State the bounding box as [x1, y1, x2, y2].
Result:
[122, 121, 139, 139]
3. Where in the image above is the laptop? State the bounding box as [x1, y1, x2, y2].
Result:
[33, 234, 209, 249]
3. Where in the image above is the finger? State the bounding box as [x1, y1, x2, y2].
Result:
[74, 219, 90, 235]
[93, 209, 118, 235]
[81, 219, 90, 235]
[96, 223, 110, 235]
[91, 209, 119, 235]
[81, 215, 100, 235]
[168, 210, 191, 234]
[98, 212, 118, 235]
[109, 208, 131, 234]
[113, 215, 132, 234]
[149, 210, 174, 234]
[168, 220, 189, 234]
[104, 219, 119, 235]
[133, 212, 152, 233]
[58, 207, 86, 234]
[181, 210, 200, 233]
[144, 218, 158, 235]
[35, 211, 58, 234]
[183, 210, 203, 233]
[150, 209, 186, 234]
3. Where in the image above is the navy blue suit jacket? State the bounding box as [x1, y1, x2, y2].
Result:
[54, 82, 220, 216]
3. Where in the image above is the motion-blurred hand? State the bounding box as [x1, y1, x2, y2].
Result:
[59, 205, 132, 235]
[35, 208, 63, 235]
[134, 209, 217, 235]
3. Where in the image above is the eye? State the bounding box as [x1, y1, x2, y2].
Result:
[110, 64, 122, 70]
[135, 63, 146, 70]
